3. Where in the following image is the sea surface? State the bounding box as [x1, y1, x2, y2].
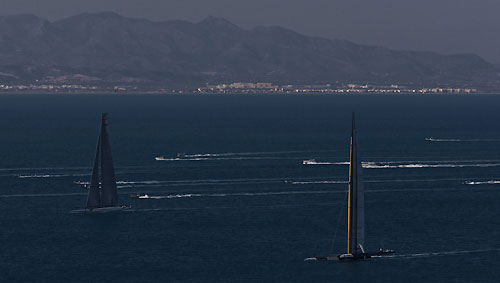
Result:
[1, 94, 500, 282]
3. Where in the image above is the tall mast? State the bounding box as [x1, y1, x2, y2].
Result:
[347, 113, 355, 253]
[347, 112, 365, 254]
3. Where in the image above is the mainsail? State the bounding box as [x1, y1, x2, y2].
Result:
[347, 113, 365, 254]
[100, 114, 118, 206]
[86, 130, 101, 208]
[85, 113, 118, 208]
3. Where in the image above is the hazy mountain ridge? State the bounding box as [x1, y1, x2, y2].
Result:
[0, 12, 498, 86]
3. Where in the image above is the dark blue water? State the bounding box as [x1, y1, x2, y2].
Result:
[1, 94, 500, 282]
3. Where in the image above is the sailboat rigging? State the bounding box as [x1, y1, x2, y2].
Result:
[307, 113, 394, 261]
[71, 113, 131, 213]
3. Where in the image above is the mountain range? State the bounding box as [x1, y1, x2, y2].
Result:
[0, 12, 498, 87]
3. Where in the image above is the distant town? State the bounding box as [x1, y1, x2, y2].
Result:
[197, 82, 479, 94]
[0, 82, 487, 95]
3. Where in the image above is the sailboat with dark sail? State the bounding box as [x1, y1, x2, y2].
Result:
[71, 113, 131, 213]
[307, 113, 394, 261]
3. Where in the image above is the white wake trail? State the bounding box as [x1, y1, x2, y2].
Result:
[135, 190, 338, 199]
[0, 193, 86, 198]
[463, 180, 500, 185]
[363, 162, 500, 169]
[128, 202, 339, 212]
[303, 159, 500, 169]
[291, 181, 348, 185]
[183, 150, 339, 158]
[425, 137, 500, 142]
[155, 157, 290, 161]
[376, 248, 500, 260]
[18, 173, 89, 178]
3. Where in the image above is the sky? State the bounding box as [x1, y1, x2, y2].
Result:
[1, 0, 499, 63]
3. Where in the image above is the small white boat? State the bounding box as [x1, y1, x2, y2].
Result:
[302, 159, 316, 165]
[133, 194, 149, 199]
[155, 156, 167, 161]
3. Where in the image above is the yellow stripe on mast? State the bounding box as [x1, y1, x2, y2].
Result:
[347, 136, 353, 254]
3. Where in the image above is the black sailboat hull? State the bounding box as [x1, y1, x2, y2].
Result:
[337, 249, 395, 261]
[306, 249, 395, 262]
[70, 205, 132, 214]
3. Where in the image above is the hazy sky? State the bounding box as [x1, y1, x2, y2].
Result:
[1, 0, 499, 63]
